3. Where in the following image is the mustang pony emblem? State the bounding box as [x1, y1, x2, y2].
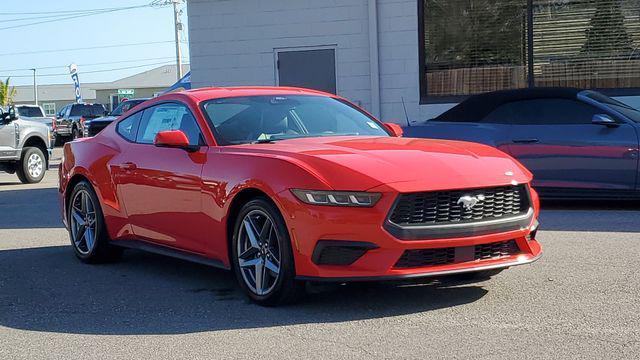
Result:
[457, 194, 486, 210]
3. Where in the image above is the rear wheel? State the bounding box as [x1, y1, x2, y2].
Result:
[68, 181, 123, 263]
[16, 147, 46, 184]
[72, 127, 81, 140]
[231, 198, 304, 306]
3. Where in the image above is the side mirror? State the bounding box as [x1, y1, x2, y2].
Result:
[2, 106, 17, 123]
[8, 105, 18, 121]
[104, 110, 110, 116]
[384, 122, 404, 137]
[154, 130, 197, 151]
[592, 114, 618, 127]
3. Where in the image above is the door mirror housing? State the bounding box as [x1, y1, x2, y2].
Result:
[592, 114, 618, 127]
[2, 105, 18, 123]
[384, 122, 404, 137]
[154, 130, 198, 151]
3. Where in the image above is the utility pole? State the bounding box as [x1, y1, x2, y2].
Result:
[30, 68, 38, 105]
[172, 0, 183, 81]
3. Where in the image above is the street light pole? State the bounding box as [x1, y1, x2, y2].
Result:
[30, 68, 38, 105]
[172, 0, 183, 81]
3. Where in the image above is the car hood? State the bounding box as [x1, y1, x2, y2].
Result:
[227, 136, 532, 192]
[17, 118, 51, 130]
[21, 117, 53, 126]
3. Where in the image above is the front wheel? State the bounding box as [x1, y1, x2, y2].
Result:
[16, 147, 46, 184]
[231, 198, 304, 306]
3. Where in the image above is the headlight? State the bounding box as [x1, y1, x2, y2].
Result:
[291, 189, 381, 207]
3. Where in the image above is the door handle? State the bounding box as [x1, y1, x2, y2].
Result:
[512, 139, 540, 144]
[120, 162, 137, 171]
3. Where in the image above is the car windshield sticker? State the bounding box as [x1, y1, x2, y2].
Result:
[367, 121, 380, 129]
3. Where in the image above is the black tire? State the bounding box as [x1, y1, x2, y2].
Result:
[231, 197, 304, 306]
[72, 126, 81, 140]
[16, 147, 46, 184]
[67, 181, 123, 263]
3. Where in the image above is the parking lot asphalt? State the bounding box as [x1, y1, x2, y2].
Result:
[0, 148, 639, 359]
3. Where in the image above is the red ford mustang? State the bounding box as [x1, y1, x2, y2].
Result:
[59, 87, 542, 305]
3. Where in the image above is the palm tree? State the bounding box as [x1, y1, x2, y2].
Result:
[0, 77, 17, 106]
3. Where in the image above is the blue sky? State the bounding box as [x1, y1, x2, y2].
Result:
[0, 0, 189, 86]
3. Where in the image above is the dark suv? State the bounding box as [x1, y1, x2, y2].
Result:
[54, 103, 107, 141]
[83, 98, 149, 137]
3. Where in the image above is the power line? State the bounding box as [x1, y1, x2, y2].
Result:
[1, 9, 124, 23]
[0, 5, 155, 15]
[0, 61, 184, 79]
[0, 56, 177, 72]
[0, 3, 168, 31]
[9, 40, 176, 56]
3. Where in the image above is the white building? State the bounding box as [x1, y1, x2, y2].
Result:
[187, 0, 640, 123]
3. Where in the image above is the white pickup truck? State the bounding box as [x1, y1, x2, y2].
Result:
[0, 106, 53, 183]
[15, 105, 57, 142]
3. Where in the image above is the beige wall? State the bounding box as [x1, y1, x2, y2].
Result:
[95, 88, 165, 110]
[13, 99, 96, 116]
[13, 87, 165, 115]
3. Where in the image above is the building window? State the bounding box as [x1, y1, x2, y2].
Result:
[420, 0, 640, 102]
[42, 103, 56, 116]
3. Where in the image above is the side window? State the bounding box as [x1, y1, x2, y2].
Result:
[65, 105, 72, 118]
[135, 103, 202, 145]
[484, 99, 600, 125]
[482, 102, 522, 124]
[528, 99, 600, 125]
[117, 111, 143, 141]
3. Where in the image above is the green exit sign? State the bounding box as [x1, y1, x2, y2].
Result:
[117, 89, 135, 97]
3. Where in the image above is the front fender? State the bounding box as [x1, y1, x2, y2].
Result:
[200, 152, 332, 264]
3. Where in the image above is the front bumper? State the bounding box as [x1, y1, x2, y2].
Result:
[297, 252, 542, 282]
[277, 187, 542, 281]
[54, 125, 72, 136]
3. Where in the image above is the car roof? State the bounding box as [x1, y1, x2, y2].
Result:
[71, 103, 104, 107]
[177, 86, 338, 102]
[435, 87, 583, 122]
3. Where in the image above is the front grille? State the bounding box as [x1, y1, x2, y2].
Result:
[475, 240, 520, 261]
[389, 185, 529, 226]
[394, 247, 456, 268]
[394, 240, 520, 268]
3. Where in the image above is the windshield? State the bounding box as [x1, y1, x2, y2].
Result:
[111, 100, 145, 116]
[70, 104, 106, 117]
[17, 106, 44, 117]
[582, 91, 640, 122]
[202, 95, 389, 145]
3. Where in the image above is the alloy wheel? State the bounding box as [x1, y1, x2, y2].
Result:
[236, 209, 282, 296]
[27, 153, 43, 179]
[70, 189, 98, 255]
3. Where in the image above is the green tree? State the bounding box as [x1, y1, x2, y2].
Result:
[581, 1, 633, 57]
[0, 77, 17, 106]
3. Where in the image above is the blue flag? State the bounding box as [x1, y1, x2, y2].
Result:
[69, 64, 83, 103]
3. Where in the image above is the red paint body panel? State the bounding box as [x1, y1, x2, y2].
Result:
[59, 87, 541, 279]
